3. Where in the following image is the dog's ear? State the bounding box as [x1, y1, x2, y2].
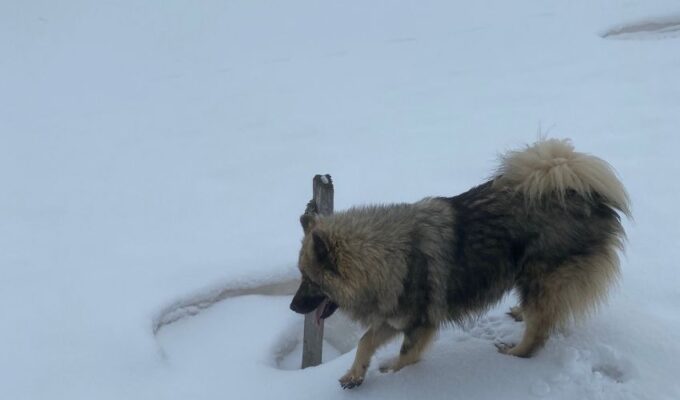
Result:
[300, 214, 318, 235]
[312, 230, 331, 262]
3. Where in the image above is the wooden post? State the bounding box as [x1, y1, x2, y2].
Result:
[301, 174, 334, 369]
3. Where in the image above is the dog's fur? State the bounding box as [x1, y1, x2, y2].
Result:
[289, 139, 630, 389]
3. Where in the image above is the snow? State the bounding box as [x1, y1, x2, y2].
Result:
[1, 0, 679, 399]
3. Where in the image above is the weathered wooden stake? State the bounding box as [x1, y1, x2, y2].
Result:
[301, 174, 334, 369]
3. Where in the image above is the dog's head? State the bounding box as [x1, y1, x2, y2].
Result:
[289, 214, 340, 323]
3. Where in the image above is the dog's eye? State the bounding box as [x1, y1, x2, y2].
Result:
[318, 258, 339, 275]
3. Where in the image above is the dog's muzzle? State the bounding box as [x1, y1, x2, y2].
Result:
[290, 278, 338, 324]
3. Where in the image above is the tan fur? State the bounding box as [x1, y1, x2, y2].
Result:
[544, 236, 623, 327]
[300, 199, 455, 326]
[494, 138, 631, 217]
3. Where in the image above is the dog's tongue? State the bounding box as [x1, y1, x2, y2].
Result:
[314, 299, 329, 326]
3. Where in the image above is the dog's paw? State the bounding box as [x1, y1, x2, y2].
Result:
[339, 372, 364, 389]
[495, 341, 516, 354]
[506, 306, 524, 322]
[378, 357, 409, 373]
[378, 359, 395, 373]
[495, 341, 532, 358]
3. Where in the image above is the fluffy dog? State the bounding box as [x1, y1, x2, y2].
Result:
[290, 139, 630, 389]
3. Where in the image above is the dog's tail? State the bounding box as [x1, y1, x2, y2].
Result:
[494, 138, 631, 218]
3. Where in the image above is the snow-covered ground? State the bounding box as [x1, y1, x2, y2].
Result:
[2, 1, 680, 399]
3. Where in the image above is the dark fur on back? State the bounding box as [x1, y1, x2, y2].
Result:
[444, 181, 623, 323]
[290, 138, 629, 388]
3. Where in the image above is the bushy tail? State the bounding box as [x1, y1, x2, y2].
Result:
[494, 138, 631, 217]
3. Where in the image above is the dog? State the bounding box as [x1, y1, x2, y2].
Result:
[289, 139, 630, 389]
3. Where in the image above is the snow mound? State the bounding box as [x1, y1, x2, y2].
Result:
[153, 277, 299, 334]
[155, 277, 363, 371]
[602, 15, 680, 40]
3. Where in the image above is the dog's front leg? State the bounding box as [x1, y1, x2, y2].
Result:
[379, 323, 436, 373]
[339, 323, 398, 389]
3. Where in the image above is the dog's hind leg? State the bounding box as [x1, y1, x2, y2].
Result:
[499, 304, 553, 357]
[339, 323, 398, 389]
[501, 248, 620, 358]
[379, 324, 436, 373]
